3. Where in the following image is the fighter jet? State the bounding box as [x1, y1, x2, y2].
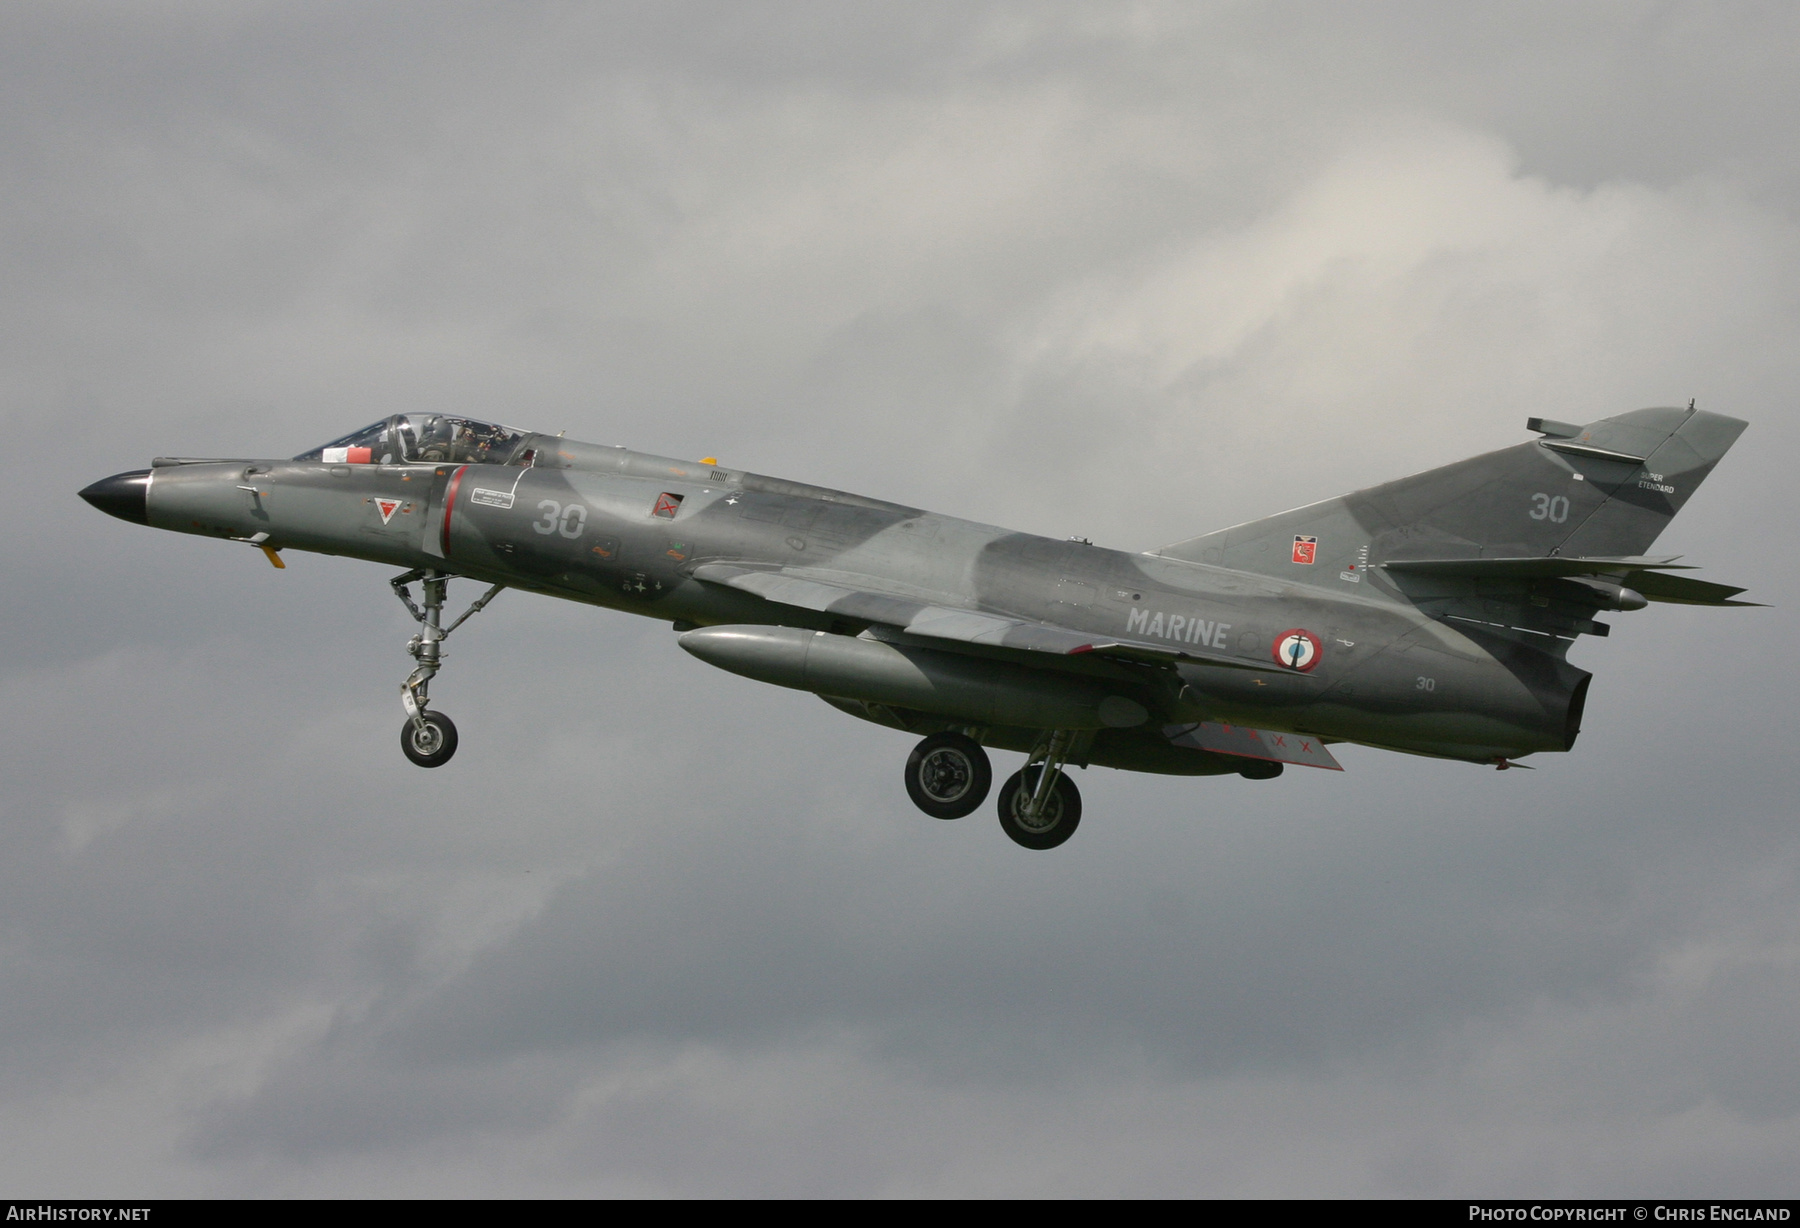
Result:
[80, 405, 1751, 849]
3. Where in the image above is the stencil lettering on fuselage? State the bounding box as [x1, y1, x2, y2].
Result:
[1127, 605, 1232, 648]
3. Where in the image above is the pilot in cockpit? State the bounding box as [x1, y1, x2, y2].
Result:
[296, 414, 530, 467]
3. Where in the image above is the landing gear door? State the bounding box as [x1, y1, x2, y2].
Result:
[420, 466, 455, 558]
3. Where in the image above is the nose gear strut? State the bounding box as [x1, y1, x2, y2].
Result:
[390, 569, 504, 767]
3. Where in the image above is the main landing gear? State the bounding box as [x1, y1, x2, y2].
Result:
[904, 732, 992, 819]
[902, 728, 1084, 850]
[390, 569, 504, 768]
[997, 729, 1081, 850]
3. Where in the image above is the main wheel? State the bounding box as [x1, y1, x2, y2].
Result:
[996, 767, 1082, 850]
[904, 732, 992, 819]
[400, 711, 459, 768]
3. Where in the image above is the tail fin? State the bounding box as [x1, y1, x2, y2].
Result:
[1158, 406, 1747, 578]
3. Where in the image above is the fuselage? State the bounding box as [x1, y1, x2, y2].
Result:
[125, 434, 1589, 771]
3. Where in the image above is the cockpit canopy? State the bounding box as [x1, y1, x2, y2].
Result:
[294, 415, 532, 467]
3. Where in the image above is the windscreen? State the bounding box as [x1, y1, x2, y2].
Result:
[294, 415, 532, 466]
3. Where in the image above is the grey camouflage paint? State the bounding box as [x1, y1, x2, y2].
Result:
[84, 405, 1749, 779]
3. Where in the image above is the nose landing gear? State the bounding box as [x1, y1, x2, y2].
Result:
[390, 569, 504, 768]
[401, 710, 459, 768]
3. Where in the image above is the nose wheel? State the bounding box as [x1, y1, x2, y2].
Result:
[401, 711, 459, 768]
[390, 569, 504, 769]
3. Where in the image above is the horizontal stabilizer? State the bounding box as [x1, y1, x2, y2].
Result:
[1381, 555, 1756, 605]
[1164, 722, 1344, 770]
[1381, 555, 1692, 578]
[1626, 572, 1759, 606]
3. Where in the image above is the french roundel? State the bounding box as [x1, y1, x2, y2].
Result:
[1272, 629, 1322, 672]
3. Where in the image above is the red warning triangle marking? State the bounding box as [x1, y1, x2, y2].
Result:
[376, 499, 402, 525]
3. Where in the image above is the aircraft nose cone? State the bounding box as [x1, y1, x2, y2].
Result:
[79, 470, 151, 525]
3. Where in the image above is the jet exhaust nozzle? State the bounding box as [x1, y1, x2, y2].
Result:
[79, 470, 152, 525]
[679, 624, 1148, 730]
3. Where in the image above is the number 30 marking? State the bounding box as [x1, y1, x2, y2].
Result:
[533, 500, 589, 539]
[1529, 493, 1570, 523]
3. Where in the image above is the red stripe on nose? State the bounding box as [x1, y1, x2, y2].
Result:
[441, 466, 469, 555]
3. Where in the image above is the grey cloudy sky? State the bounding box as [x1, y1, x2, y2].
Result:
[4, 1, 1798, 1196]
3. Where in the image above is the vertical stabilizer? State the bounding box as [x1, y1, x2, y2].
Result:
[1157, 407, 1746, 581]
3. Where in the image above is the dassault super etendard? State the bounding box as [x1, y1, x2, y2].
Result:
[81, 405, 1752, 849]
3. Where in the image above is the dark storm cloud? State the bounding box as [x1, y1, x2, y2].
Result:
[2, 0, 1797, 1196]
